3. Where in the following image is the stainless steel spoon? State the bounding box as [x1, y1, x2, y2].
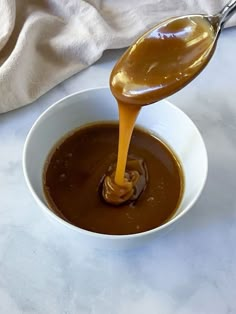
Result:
[110, 0, 236, 105]
[210, 0, 236, 33]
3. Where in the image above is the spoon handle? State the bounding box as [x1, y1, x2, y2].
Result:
[218, 0, 236, 27]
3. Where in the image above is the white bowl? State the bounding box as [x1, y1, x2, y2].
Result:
[23, 87, 208, 249]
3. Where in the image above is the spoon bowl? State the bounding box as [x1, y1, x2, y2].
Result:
[110, 0, 236, 105]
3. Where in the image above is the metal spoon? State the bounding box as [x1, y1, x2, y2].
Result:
[210, 0, 236, 32]
[110, 0, 236, 105]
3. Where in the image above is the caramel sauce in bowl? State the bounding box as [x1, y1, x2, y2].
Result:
[24, 14, 214, 247]
[23, 88, 208, 249]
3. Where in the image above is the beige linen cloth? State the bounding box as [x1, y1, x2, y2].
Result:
[0, 0, 235, 113]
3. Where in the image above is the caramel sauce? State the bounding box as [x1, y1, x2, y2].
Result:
[44, 15, 215, 234]
[110, 16, 215, 105]
[44, 124, 183, 235]
[104, 16, 215, 204]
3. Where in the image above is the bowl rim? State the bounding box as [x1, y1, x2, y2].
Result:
[22, 86, 208, 240]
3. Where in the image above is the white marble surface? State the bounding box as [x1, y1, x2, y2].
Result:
[0, 27, 236, 314]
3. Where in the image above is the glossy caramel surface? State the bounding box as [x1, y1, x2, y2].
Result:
[110, 16, 215, 105]
[44, 124, 183, 235]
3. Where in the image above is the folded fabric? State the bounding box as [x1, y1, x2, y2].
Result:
[0, 0, 235, 113]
